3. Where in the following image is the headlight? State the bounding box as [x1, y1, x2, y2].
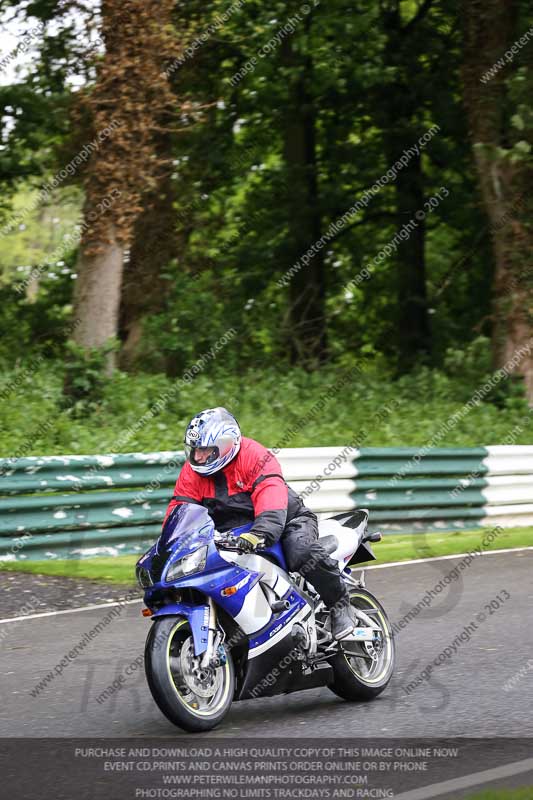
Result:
[136, 567, 153, 589]
[165, 546, 208, 582]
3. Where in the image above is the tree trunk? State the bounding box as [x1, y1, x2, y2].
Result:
[119, 173, 177, 370]
[73, 222, 124, 366]
[388, 140, 430, 370]
[462, 0, 533, 402]
[379, 7, 431, 370]
[69, 0, 177, 377]
[280, 35, 327, 368]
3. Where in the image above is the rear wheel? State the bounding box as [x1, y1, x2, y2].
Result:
[145, 616, 234, 732]
[328, 588, 395, 700]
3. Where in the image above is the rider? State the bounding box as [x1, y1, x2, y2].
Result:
[163, 407, 356, 639]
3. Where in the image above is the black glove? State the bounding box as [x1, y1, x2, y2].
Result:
[237, 532, 266, 553]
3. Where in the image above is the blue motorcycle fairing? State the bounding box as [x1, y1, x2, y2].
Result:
[262, 541, 288, 572]
[141, 536, 288, 578]
[137, 503, 380, 704]
[143, 505, 288, 575]
[141, 506, 288, 606]
[150, 602, 210, 656]
[136, 507, 215, 581]
[150, 551, 264, 620]
[138, 503, 298, 660]
[143, 536, 267, 621]
[162, 534, 240, 584]
[136, 543, 156, 567]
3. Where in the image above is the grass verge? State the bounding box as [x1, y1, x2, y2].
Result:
[1, 526, 531, 584]
[0, 555, 138, 584]
[370, 525, 532, 564]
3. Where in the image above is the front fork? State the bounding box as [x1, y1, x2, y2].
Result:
[200, 597, 226, 669]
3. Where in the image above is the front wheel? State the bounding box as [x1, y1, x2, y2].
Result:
[145, 616, 234, 732]
[328, 587, 395, 701]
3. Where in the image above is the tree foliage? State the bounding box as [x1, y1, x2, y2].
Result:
[0, 0, 532, 410]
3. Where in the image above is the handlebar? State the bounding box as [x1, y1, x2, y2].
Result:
[214, 531, 241, 550]
[214, 531, 266, 553]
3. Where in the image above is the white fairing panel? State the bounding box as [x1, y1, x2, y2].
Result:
[238, 553, 292, 598]
[218, 550, 292, 598]
[318, 518, 360, 566]
[233, 582, 273, 634]
[218, 550, 292, 634]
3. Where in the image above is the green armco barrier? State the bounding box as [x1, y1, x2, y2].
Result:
[351, 447, 489, 477]
[0, 452, 185, 495]
[350, 448, 488, 531]
[0, 451, 185, 560]
[0, 524, 162, 560]
[0, 488, 170, 536]
[1, 446, 532, 561]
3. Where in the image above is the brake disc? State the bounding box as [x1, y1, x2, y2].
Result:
[179, 637, 221, 698]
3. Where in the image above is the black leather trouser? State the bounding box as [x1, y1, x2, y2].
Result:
[281, 511, 349, 608]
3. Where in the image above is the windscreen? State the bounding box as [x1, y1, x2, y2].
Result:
[158, 502, 213, 550]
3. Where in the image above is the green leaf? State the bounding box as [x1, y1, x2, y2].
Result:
[515, 140, 531, 154]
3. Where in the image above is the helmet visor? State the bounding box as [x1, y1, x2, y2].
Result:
[184, 444, 219, 467]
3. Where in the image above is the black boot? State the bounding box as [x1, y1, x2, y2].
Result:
[330, 597, 356, 640]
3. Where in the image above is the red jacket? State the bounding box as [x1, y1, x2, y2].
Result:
[163, 437, 306, 545]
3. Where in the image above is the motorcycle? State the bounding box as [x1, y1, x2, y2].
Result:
[136, 503, 395, 732]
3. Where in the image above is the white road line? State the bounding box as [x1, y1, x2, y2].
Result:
[365, 545, 533, 569]
[393, 756, 533, 799]
[1, 546, 531, 625]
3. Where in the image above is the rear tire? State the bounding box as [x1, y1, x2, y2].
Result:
[328, 588, 395, 701]
[145, 616, 234, 732]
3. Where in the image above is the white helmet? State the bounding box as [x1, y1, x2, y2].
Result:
[184, 407, 241, 475]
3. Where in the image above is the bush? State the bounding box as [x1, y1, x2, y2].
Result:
[0, 356, 531, 457]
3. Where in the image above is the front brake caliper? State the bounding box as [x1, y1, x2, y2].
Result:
[208, 643, 227, 669]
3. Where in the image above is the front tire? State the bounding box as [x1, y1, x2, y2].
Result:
[145, 616, 234, 732]
[328, 587, 395, 701]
